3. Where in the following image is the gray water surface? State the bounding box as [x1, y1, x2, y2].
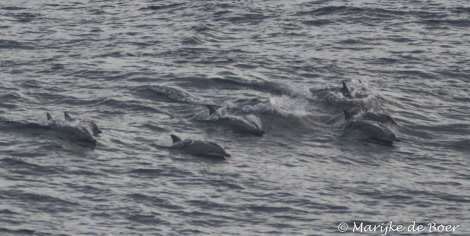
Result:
[1, 0, 469, 235]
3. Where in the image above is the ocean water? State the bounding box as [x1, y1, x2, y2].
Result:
[1, 0, 469, 235]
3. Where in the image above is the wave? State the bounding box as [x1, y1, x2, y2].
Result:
[180, 77, 317, 100]
[310, 79, 379, 109]
[0, 157, 60, 176]
[133, 85, 211, 105]
[449, 139, 470, 153]
[0, 39, 33, 50]
[143, 3, 187, 12]
[297, 5, 406, 19]
[242, 96, 310, 119]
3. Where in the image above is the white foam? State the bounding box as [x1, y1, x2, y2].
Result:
[243, 96, 309, 118]
[284, 81, 318, 101]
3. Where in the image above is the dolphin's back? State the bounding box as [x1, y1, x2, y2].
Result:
[169, 135, 230, 159]
[363, 112, 397, 124]
[218, 116, 264, 136]
[347, 121, 399, 144]
[63, 112, 101, 136]
[186, 140, 230, 159]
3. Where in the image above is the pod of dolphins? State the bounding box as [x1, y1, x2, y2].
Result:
[32, 81, 400, 159]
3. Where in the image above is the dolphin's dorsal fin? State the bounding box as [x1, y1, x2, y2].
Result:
[64, 112, 73, 121]
[46, 113, 52, 121]
[91, 123, 102, 135]
[344, 110, 353, 120]
[206, 105, 217, 115]
[340, 81, 352, 98]
[171, 134, 181, 143]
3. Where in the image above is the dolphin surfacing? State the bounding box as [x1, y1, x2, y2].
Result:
[346, 120, 400, 145]
[205, 105, 265, 136]
[44, 113, 97, 147]
[170, 134, 231, 159]
[64, 112, 101, 136]
[342, 109, 400, 145]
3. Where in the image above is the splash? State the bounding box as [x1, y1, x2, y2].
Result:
[243, 96, 309, 118]
[310, 79, 378, 110]
[284, 81, 318, 101]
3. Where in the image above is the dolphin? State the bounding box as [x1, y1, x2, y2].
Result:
[343, 110, 399, 145]
[205, 105, 265, 136]
[45, 113, 97, 147]
[64, 112, 101, 136]
[346, 120, 400, 145]
[169, 134, 230, 159]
